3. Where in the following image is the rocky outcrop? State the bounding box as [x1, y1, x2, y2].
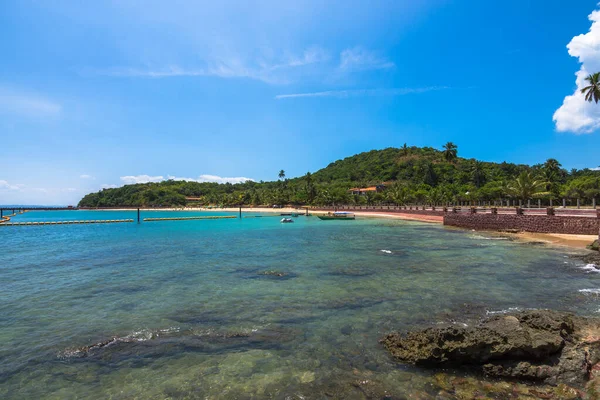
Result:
[572, 251, 600, 266]
[381, 310, 600, 389]
[588, 239, 600, 252]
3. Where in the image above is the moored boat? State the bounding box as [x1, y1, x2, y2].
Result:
[280, 218, 294, 223]
[317, 212, 355, 220]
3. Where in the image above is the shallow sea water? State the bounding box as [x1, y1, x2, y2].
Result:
[1, 210, 600, 399]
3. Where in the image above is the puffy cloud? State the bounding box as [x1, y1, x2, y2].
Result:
[118, 174, 254, 185]
[167, 174, 253, 184]
[120, 175, 164, 184]
[553, 9, 600, 133]
[101, 184, 119, 189]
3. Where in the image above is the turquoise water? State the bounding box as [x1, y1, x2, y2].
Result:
[1, 210, 600, 399]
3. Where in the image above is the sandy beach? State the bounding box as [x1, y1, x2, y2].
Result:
[509, 232, 598, 249]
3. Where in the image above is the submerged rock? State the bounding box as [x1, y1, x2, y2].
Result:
[381, 310, 600, 388]
[588, 240, 599, 252]
[258, 270, 289, 278]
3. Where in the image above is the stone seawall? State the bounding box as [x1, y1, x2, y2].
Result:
[443, 213, 600, 235]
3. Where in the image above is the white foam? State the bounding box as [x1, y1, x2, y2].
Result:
[380, 250, 392, 254]
[579, 264, 600, 273]
[486, 307, 524, 315]
[579, 288, 600, 294]
[470, 234, 509, 240]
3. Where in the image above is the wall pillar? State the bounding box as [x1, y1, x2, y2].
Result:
[563, 198, 566, 208]
[516, 207, 524, 215]
[577, 198, 580, 209]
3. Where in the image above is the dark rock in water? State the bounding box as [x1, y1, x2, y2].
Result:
[259, 270, 286, 277]
[498, 229, 521, 234]
[325, 268, 375, 278]
[381, 310, 600, 388]
[523, 241, 547, 246]
[572, 251, 600, 267]
[340, 325, 353, 335]
[588, 239, 599, 252]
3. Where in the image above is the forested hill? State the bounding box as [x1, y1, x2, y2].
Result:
[78, 145, 600, 207]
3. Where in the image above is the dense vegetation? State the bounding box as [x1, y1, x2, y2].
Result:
[78, 145, 600, 208]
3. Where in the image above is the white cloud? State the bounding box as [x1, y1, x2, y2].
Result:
[591, 166, 600, 171]
[79, 174, 94, 179]
[339, 47, 395, 71]
[89, 47, 329, 85]
[553, 8, 600, 133]
[120, 175, 165, 184]
[279, 47, 329, 68]
[275, 86, 449, 99]
[167, 174, 253, 184]
[0, 88, 61, 117]
[0, 180, 24, 190]
[119, 174, 253, 185]
[101, 184, 119, 189]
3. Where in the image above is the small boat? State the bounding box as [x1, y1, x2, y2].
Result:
[317, 212, 355, 220]
[280, 218, 294, 223]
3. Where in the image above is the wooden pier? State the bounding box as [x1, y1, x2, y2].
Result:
[143, 216, 237, 222]
[0, 219, 134, 226]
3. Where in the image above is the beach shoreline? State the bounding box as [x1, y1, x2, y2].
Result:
[79, 207, 596, 250]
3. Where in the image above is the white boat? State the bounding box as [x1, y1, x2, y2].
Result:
[280, 218, 294, 223]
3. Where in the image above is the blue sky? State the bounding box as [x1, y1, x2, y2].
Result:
[1, 0, 600, 204]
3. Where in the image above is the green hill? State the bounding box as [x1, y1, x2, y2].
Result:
[78, 146, 600, 208]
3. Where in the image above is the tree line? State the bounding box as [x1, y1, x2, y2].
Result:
[78, 144, 600, 208]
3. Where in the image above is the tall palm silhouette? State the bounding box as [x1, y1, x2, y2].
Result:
[278, 170, 285, 180]
[581, 72, 600, 103]
[442, 142, 458, 163]
[401, 143, 409, 156]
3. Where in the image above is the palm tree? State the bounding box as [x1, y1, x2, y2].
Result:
[442, 142, 458, 163]
[388, 183, 409, 205]
[401, 143, 409, 156]
[543, 158, 561, 173]
[506, 172, 548, 201]
[278, 170, 286, 180]
[471, 161, 486, 188]
[581, 72, 600, 103]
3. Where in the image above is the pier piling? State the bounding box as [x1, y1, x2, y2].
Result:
[137, 208, 140, 224]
